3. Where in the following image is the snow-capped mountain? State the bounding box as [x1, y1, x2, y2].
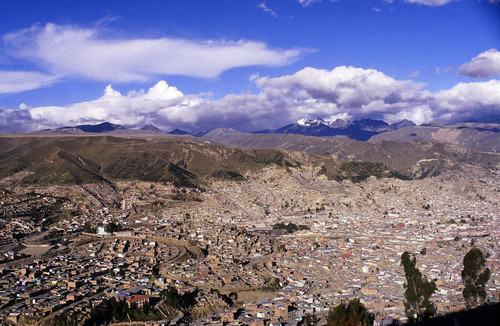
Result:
[255, 117, 415, 141]
[296, 118, 330, 127]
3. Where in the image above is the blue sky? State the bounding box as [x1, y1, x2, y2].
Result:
[0, 0, 499, 132]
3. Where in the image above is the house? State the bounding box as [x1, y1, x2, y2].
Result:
[126, 294, 149, 308]
[220, 308, 237, 322]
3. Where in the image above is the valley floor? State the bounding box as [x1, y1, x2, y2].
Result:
[0, 167, 498, 325]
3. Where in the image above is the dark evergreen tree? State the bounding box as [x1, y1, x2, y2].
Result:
[302, 313, 319, 326]
[401, 251, 437, 323]
[83, 222, 96, 233]
[160, 286, 181, 308]
[326, 298, 374, 326]
[105, 222, 121, 234]
[462, 247, 491, 309]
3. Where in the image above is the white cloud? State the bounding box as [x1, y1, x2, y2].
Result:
[3, 23, 304, 82]
[383, 105, 434, 125]
[26, 80, 199, 130]
[403, 0, 459, 6]
[0, 70, 58, 94]
[0, 106, 34, 133]
[432, 80, 500, 121]
[209, 67, 499, 127]
[3, 67, 500, 133]
[255, 66, 424, 109]
[257, 3, 278, 17]
[459, 49, 500, 78]
[297, 0, 322, 7]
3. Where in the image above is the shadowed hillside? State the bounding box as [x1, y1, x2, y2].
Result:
[201, 131, 500, 178]
[0, 135, 407, 187]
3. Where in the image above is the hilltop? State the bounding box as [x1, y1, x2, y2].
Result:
[0, 135, 406, 188]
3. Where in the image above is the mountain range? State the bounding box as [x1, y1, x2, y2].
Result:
[36, 119, 500, 154]
[42, 117, 415, 141]
[254, 118, 416, 141]
[1, 117, 494, 182]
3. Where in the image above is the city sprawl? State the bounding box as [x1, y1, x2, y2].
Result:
[0, 165, 498, 325]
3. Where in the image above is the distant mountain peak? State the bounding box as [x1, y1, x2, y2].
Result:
[168, 128, 190, 135]
[390, 119, 416, 128]
[296, 118, 326, 127]
[328, 118, 353, 128]
[263, 117, 416, 141]
[56, 122, 127, 133]
[295, 117, 355, 128]
[205, 128, 244, 137]
[141, 124, 164, 132]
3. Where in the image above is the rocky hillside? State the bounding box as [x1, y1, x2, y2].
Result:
[0, 135, 406, 187]
[201, 131, 500, 178]
[369, 122, 500, 153]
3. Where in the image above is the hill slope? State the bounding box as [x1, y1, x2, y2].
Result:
[0, 135, 406, 187]
[202, 131, 500, 178]
[369, 122, 500, 153]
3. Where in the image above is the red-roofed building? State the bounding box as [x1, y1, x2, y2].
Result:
[126, 294, 149, 308]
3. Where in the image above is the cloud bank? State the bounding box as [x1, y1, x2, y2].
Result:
[460, 49, 500, 78]
[3, 65, 499, 133]
[24, 80, 198, 131]
[2, 23, 304, 82]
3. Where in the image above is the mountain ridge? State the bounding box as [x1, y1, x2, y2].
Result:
[253, 118, 416, 141]
[0, 135, 408, 188]
[200, 131, 500, 179]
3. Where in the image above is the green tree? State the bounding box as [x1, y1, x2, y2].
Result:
[105, 222, 121, 234]
[83, 222, 96, 233]
[160, 286, 181, 309]
[401, 251, 437, 323]
[461, 247, 491, 309]
[302, 313, 319, 326]
[326, 298, 374, 326]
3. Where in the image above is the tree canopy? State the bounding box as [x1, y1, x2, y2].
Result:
[401, 251, 437, 323]
[462, 247, 491, 309]
[105, 222, 121, 234]
[326, 298, 374, 326]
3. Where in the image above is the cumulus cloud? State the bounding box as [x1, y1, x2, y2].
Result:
[3, 23, 304, 82]
[0, 105, 35, 133]
[250, 67, 499, 125]
[3, 66, 499, 133]
[248, 66, 431, 124]
[0, 70, 58, 94]
[459, 49, 500, 78]
[432, 80, 500, 122]
[25, 80, 199, 131]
